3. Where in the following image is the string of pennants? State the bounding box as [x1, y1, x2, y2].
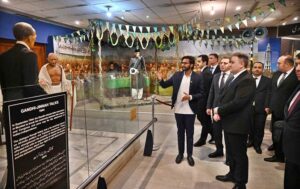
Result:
[183, 0, 286, 38]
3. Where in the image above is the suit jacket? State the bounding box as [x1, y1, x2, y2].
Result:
[0, 44, 45, 101]
[207, 72, 233, 109]
[212, 65, 221, 75]
[159, 71, 204, 114]
[253, 75, 272, 114]
[218, 71, 256, 134]
[283, 85, 300, 165]
[197, 67, 213, 112]
[270, 70, 298, 119]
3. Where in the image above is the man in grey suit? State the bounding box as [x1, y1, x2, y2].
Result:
[206, 57, 232, 158]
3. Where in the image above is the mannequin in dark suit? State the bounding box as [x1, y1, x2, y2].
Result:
[206, 57, 232, 158]
[0, 22, 45, 189]
[157, 56, 204, 166]
[214, 53, 255, 189]
[194, 55, 214, 147]
[264, 56, 298, 162]
[248, 62, 271, 154]
[208, 53, 221, 75]
[283, 54, 300, 189]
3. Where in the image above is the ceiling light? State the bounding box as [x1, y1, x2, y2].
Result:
[282, 22, 286, 26]
[210, 6, 215, 16]
[121, 16, 124, 20]
[75, 20, 80, 25]
[146, 15, 149, 19]
[106, 5, 112, 18]
[236, 6, 241, 11]
[2, 0, 9, 3]
[293, 16, 298, 21]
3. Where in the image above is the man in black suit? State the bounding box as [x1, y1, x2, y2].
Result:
[0, 22, 45, 189]
[194, 54, 214, 147]
[206, 57, 232, 158]
[247, 62, 271, 154]
[264, 55, 298, 162]
[208, 53, 221, 75]
[283, 53, 300, 189]
[157, 56, 204, 166]
[213, 53, 255, 189]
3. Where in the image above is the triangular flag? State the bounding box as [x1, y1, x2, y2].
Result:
[132, 26, 137, 33]
[225, 17, 231, 23]
[242, 19, 248, 27]
[125, 25, 129, 32]
[268, 3, 276, 12]
[139, 26, 143, 33]
[169, 25, 174, 33]
[106, 22, 110, 31]
[279, 0, 286, 6]
[162, 26, 166, 32]
[112, 23, 116, 33]
[220, 26, 225, 33]
[201, 29, 204, 37]
[153, 26, 158, 33]
[227, 25, 232, 32]
[146, 26, 151, 33]
[235, 22, 240, 30]
[214, 29, 218, 35]
[252, 16, 257, 22]
[118, 24, 123, 31]
[76, 30, 81, 36]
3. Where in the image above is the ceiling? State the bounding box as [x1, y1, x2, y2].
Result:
[1, 0, 300, 29]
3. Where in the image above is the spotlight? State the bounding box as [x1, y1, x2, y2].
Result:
[121, 16, 124, 20]
[75, 20, 80, 25]
[106, 5, 112, 17]
[2, 0, 9, 3]
[282, 22, 286, 26]
[146, 15, 149, 19]
[236, 6, 241, 11]
[293, 16, 298, 21]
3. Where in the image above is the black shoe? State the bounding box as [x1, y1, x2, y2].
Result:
[267, 144, 274, 151]
[254, 147, 262, 154]
[264, 155, 284, 163]
[187, 156, 195, 166]
[216, 174, 235, 182]
[194, 140, 206, 147]
[232, 184, 246, 189]
[246, 142, 253, 148]
[224, 160, 230, 166]
[175, 154, 183, 164]
[208, 151, 224, 158]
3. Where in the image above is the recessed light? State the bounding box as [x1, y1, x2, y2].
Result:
[2, 0, 9, 3]
[293, 16, 298, 21]
[146, 15, 149, 19]
[236, 6, 241, 11]
[75, 21, 80, 25]
[282, 22, 286, 26]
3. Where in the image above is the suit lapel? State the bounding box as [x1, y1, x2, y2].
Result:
[278, 69, 295, 89]
[286, 85, 300, 118]
[256, 76, 264, 90]
[220, 71, 247, 99]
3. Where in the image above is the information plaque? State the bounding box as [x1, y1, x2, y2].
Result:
[3, 93, 69, 189]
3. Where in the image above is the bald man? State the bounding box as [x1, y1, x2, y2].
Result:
[39, 53, 71, 94]
[0, 22, 46, 189]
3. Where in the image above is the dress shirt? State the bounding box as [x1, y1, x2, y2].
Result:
[174, 72, 194, 114]
[253, 75, 262, 87]
[219, 71, 231, 88]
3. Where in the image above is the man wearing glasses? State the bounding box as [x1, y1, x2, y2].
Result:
[157, 56, 204, 166]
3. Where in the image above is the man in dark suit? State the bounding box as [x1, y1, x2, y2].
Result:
[194, 54, 214, 147]
[206, 57, 232, 158]
[208, 53, 221, 75]
[157, 56, 204, 166]
[0, 22, 46, 189]
[247, 62, 271, 154]
[282, 53, 300, 189]
[213, 53, 255, 189]
[264, 55, 298, 162]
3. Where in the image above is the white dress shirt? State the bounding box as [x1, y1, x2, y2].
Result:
[174, 72, 194, 114]
[253, 75, 262, 88]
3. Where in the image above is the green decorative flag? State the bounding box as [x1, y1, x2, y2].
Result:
[279, 0, 286, 6]
[227, 25, 232, 32]
[146, 26, 151, 33]
[225, 17, 231, 23]
[220, 26, 225, 34]
[268, 3, 276, 12]
[153, 26, 158, 33]
[169, 25, 174, 33]
[252, 16, 257, 22]
[162, 26, 166, 32]
[242, 19, 248, 27]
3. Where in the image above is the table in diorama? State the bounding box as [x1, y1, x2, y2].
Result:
[3, 92, 69, 189]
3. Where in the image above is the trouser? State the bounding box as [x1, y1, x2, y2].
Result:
[225, 132, 248, 185]
[249, 111, 267, 148]
[175, 114, 196, 156]
[271, 114, 284, 159]
[284, 160, 300, 189]
[196, 110, 213, 142]
[212, 121, 223, 153]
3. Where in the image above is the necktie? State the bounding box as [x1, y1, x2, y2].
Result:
[278, 73, 286, 87]
[254, 77, 258, 87]
[220, 72, 226, 89]
[288, 91, 300, 115]
[210, 67, 213, 73]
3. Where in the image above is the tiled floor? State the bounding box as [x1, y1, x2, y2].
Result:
[109, 117, 284, 189]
